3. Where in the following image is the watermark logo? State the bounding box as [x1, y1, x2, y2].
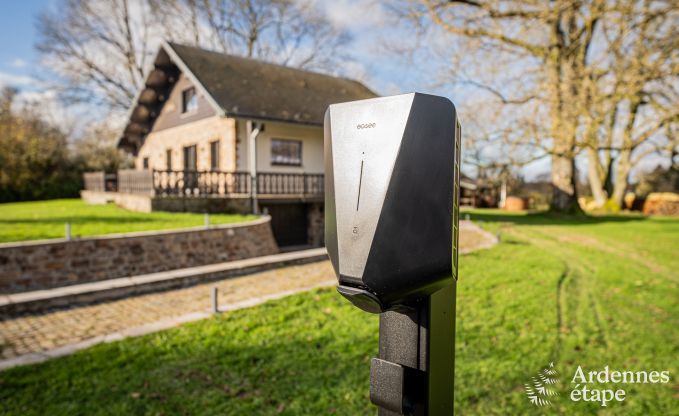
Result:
[569, 365, 670, 407]
[523, 362, 672, 408]
[524, 362, 560, 406]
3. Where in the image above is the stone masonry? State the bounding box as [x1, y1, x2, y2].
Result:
[0, 220, 497, 363]
[0, 217, 278, 293]
[307, 202, 324, 247]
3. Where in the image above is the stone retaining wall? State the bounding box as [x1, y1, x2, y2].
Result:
[0, 217, 278, 293]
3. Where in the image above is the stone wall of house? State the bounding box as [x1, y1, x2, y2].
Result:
[307, 202, 325, 247]
[0, 217, 278, 294]
[136, 116, 237, 171]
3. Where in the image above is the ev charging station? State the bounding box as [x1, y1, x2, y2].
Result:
[324, 93, 461, 415]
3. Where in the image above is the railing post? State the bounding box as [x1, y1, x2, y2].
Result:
[152, 169, 156, 195]
[251, 173, 258, 214]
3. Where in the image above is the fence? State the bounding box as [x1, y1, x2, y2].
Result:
[118, 169, 154, 195]
[83, 172, 105, 192]
[83, 170, 324, 197]
[153, 170, 251, 196]
[257, 172, 324, 195]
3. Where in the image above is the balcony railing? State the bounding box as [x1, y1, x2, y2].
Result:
[153, 170, 252, 196]
[118, 169, 154, 195]
[85, 170, 325, 198]
[256, 172, 324, 195]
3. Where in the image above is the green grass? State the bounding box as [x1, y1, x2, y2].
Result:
[0, 199, 256, 243]
[1, 211, 677, 415]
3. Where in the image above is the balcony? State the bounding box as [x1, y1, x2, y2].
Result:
[84, 170, 324, 201]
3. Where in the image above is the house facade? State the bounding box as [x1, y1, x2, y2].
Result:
[114, 42, 376, 247]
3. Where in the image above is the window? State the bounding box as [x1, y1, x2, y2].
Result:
[210, 140, 220, 170]
[181, 87, 198, 113]
[142, 157, 149, 169]
[271, 139, 302, 166]
[183, 145, 197, 171]
[166, 149, 173, 170]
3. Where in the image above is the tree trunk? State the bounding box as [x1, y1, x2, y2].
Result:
[586, 147, 607, 207]
[550, 152, 581, 213]
[603, 157, 615, 197]
[610, 149, 631, 208]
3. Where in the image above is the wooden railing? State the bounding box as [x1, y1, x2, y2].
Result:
[84, 170, 324, 198]
[118, 169, 154, 195]
[83, 172, 118, 192]
[153, 170, 251, 196]
[83, 172, 105, 192]
[256, 172, 324, 195]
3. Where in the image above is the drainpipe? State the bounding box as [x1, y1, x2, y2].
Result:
[246, 120, 264, 214]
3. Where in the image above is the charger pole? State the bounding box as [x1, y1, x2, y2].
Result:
[370, 283, 456, 415]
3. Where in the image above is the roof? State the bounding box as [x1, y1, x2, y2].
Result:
[118, 42, 377, 152]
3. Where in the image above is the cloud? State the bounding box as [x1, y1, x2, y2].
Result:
[11, 58, 28, 68]
[16, 89, 57, 103]
[306, 0, 387, 32]
[0, 71, 38, 88]
[333, 60, 370, 82]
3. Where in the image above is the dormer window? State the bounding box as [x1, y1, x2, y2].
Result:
[182, 87, 198, 113]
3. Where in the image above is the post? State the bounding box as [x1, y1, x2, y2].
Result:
[65, 222, 72, 241]
[204, 212, 210, 228]
[211, 287, 219, 314]
[371, 283, 456, 415]
[246, 121, 263, 215]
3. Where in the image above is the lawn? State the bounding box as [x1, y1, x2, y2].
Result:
[1, 211, 677, 415]
[0, 199, 256, 243]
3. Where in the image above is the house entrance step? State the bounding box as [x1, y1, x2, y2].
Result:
[0, 248, 328, 315]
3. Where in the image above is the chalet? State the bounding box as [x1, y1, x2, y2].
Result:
[84, 42, 479, 248]
[106, 42, 376, 247]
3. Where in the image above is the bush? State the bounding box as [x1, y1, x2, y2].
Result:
[0, 87, 84, 202]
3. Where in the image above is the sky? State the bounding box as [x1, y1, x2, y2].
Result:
[0, 0, 50, 90]
[0, 0, 556, 180]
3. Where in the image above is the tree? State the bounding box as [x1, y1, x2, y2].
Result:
[0, 88, 81, 201]
[36, 0, 156, 111]
[400, 0, 678, 213]
[73, 121, 135, 172]
[155, 0, 351, 70]
[635, 162, 679, 198]
[37, 0, 352, 114]
[582, 1, 678, 208]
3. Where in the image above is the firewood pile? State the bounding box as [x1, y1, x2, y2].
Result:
[642, 193, 679, 216]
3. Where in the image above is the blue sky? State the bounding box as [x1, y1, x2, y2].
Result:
[0, 0, 51, 88]
[0, 0, 552, 179]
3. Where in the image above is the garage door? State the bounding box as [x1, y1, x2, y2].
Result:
[263, 203, 308, 247]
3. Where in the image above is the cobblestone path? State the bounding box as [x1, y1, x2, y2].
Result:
[0, 221, 496, 361]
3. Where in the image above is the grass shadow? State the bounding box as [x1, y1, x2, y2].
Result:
[0, 216, 158, 225]
[462, 209, 647, 227]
